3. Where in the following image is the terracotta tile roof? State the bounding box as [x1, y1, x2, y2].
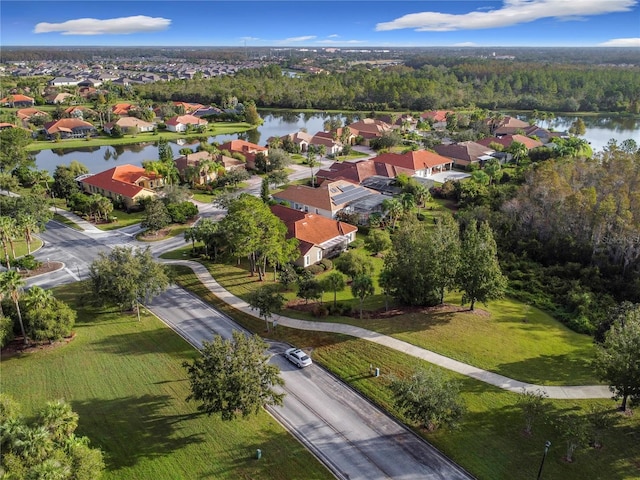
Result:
[476, 134, 543, 150]
[44, 118, 95, 135]
[273, 180, 377, 213]
[218, 140, 267, 154]
[166, 114, 208, 126]
[317, 159, 394, 184]
[80, 164, 160, 199]
[112, 103, 135, 115]
[347, 119, 392, 136]
[1, 94, 34, 103]
[270, 204, 357, 250]
[434, 142, 495, 163]
[173, 101, 204, 113]
[374, 150, 452, 172]
[421, 110, 453, 122]
[17, 108, 47, 120]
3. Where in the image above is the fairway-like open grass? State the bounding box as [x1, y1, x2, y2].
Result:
[168, 266, 640, 480]
[1, 282, 333, 480]
[162, 244, 600, 385]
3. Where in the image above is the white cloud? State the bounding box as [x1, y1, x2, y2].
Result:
[453, 42, 478, 47]
[239, 36, 261, 42]
[376, 0, 636, 31]
[283, 35, 317, 42]
[598, 37, 640, 46]
[328, 34, 339, 38]
[34, 15, 170, 35]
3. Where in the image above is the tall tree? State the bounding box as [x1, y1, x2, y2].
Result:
[334, 250, 374, 280]
[89, 246, 171, 312]
[351, 274, 375, 319]
[321, 271, 346, 308]
[428, 213, 461, 304]
[456, 221, 507, 311]
[390, 368, 465, 431]
[306, 146, 320, 187]
[142, 198, 171, 234]
[0, 271, 27, 344]
[594, 305, 640, 412]
[247, 285, 284, 332]
[183, 331, 284, 420]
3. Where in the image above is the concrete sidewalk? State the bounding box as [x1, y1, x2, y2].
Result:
[164, 259, 612, 400]
[50, 208, 107, 234]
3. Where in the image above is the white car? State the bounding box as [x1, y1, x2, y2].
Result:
[284, 347, 312, 368]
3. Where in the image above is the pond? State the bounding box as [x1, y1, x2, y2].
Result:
[33, 111, 639, 174]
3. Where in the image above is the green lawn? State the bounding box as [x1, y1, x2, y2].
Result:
[53, 213, 83, 230]
[25, 123, 253, 152]
[169, 266, 640, 480]
[95, 210, 146, 230]
[163, 239, 599, 385]
[1, 282, 333, 480]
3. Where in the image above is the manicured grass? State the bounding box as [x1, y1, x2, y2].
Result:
[1, 282, 333, 480]
[165, 239, 599, 385]
[7, 237, 44, 259]
[25, 123, 253, 152]
[95, 210, 146, 230]
[53, 213, 83, 230]
[170, 266, 640, 480]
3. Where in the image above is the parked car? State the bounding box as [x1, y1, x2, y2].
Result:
[284, 347, 312, 368]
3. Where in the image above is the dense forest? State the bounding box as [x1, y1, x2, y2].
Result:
[135, 63, 640, 113]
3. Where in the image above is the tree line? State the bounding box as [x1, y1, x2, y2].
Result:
[134, 62, 640, 113]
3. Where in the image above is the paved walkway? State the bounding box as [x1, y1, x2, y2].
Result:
[164, 260, 611, 400]
[50, 208, 106, 234]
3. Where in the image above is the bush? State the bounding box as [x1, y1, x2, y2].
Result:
[306, 264, 324, 275]
[312, 304, 329, 318]
[319, 258, 333, 271]
[14, 255, 41, 271]
[348, 238, 364, 249]
[328, 302, 352, 316]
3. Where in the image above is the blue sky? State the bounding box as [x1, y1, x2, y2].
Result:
[2, 0, 639, 47]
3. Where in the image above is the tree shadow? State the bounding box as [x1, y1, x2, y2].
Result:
[72, 394, 204, 471]
[90, 327, 197, 360]
[495, 351, 598, 385]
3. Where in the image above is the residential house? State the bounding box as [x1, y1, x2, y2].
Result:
[344, 118, 393, 144]
[491, 116, 530, 136]
[77, 78, 103, 88]
[316, 159, 396, 184]
[64, 106, 97, 120]
[476, 134, 543, 151]
[48, 77, 79, 87]
[272, 179, 379, 219]
[310, 132, 343, 155]
[0, 94, 35, 107]
[44, 118, 97, 139]
[17, 108, 49, 126]
[0, 123, 15, 131]
[112, 103, 136, 116]
[103, 117, 156, 135]
[77, 164, 163, 210]
[270, 204, 358, 267]
[421, 110, 453, 129]
[218, 139, 267, 170]
[434, 141, 496, 169]
[277, 131, 313, 152]
[165, 114, 208, 133]
[374, 150, 454, 178]
[172, 102, 204, 114]
[45, 92, 74, 105]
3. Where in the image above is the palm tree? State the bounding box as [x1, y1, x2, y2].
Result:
[17, 214, 39, 255]
[0, 271, 27, 344]
[413, 183, 431, 213]
[268, 136, 283, 150]
[0, 216, 17, 269]
[382, 198, 403, 229]
[401, 193, 415, 214]
[307, 146, 320, 187]
[24, 286, 54, 310]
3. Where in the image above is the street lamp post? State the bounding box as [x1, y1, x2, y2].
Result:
[536, 441, 551, 480]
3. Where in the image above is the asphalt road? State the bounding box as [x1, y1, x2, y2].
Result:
[150, 286, 474, 480]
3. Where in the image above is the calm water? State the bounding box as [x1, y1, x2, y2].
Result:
[33, 112, 639, 174]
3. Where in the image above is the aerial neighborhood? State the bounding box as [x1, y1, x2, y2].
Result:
[1, 38, 639, 480]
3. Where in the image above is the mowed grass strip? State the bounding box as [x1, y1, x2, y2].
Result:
[1, 282, 333, 480]
[163, 247, 599, 385]
[171, 266, 640, 480]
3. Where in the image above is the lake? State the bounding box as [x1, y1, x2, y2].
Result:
[33, 112, 639, 174]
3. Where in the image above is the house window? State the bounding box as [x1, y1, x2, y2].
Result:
[304, 255, 310, 267]
[317, 250, 322, 261]
[315, 209, 319, 214]
[304, 206, 309, 213]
